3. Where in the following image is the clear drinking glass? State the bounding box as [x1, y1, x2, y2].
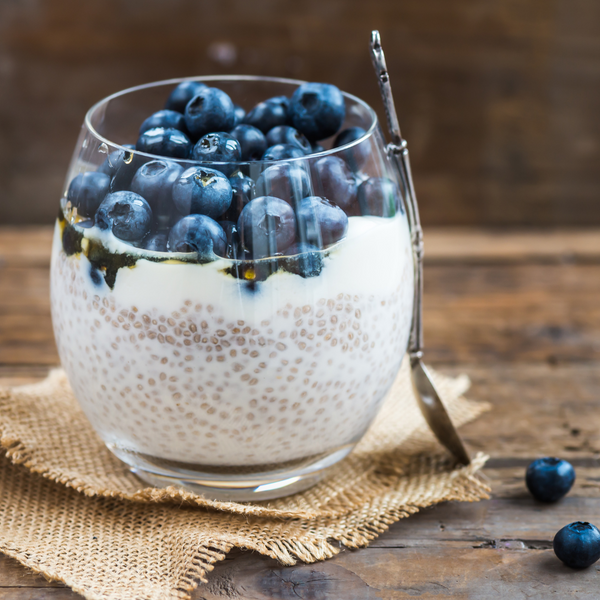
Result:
[50, 76, 414, 500]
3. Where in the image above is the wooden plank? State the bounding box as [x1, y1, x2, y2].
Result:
[0, 556, 66, 589]
[0, 228, 53, 268]
[0, 265, 58, 365]
[424, 228, 600, 264]
[0, 592, 79, 600]
[196, 545, 600, 600]
[447, 363, 600, 459]
[424, 263, 600, 364]
[1, 0, 600, 227]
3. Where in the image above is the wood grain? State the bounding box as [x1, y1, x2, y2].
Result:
[1, 226, 600, 598]
[1, 0, 600, 227]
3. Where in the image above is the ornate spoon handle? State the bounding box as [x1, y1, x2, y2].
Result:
[370, 30, 423, 359]
[370, 30, 470, 465]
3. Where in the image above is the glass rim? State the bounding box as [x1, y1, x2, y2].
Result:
[83, 74, 380, 166]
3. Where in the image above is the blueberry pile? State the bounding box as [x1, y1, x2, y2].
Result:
[65, 80, 402, 276]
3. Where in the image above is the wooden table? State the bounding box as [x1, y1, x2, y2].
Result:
[1, 226, 600, 599]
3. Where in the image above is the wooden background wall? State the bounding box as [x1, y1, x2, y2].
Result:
[0, 0, 599, 226]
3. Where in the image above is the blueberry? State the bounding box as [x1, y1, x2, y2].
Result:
[165, 81, 207, 113]
[255, 163, 311, 206]
[266, 126, 311, 154]
[139, 110, 188, 136]
[357, 177, 401, 217]
[191, 132, 241, 174]
[333, 126, 367, 148]
[218, 220, 240, 259]
[184, 87, 235, 139]
[243, 96, 290, 133]
[89, 266, 103, 286]
[312, 156, 357, 210]
[233, 104, 246, 127]
[67, 172, 110, 218]
[95, 191, 152, 243]
[283, 242, 323, 278]
[168, 214, 226, 259]
[98, 145, 135, 177]
[296, 196, 348, 247]
[230, 124, 267, 161]
[262, 144, 305, 161]
[290, 82, 345, 141]
[130, 160, 183, 229]
[554, 522, 600, 568]
[74, 219, 94, 229]
[237, 196, 296, 258]
[310, 142, 325, 154]
[98, 145, 144, 192]
[143, 232, 169, 252]
[333, 126, 370, 168]
[172, 166, 232, 219]
[526, 457, 575, 503]
[136, 127, 192, 159]
[223, 173, 255, 221]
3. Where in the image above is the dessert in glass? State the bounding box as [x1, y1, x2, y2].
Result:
[50, 76, 414, 500]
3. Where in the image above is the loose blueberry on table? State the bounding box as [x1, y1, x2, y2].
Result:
[553, 522, 600, 569]
[525, 457, 576, 503]
[63, 78, 404, 284]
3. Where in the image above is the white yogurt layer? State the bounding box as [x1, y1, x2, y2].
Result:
[51, 214, 414, 466]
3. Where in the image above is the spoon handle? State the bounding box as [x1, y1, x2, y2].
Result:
[370, 30, 423, 359]
[370, 31, 471, 466]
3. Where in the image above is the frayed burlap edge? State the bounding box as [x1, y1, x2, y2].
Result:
[0, 360, 490, 521]
[0, 364, 491, 600]
[0, 451, 489, 600]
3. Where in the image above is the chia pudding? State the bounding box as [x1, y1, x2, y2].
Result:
[50, 75, 415, 497]
[51, 212, 412, 466]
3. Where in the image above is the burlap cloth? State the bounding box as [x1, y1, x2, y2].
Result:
[0, 358, 490, 600]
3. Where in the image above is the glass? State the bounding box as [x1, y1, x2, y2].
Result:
[50, 76, 414, 500]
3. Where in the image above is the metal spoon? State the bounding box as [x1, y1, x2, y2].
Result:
[370, 30, 471, 465]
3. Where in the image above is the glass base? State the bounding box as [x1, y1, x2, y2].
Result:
[108, 443, 355, 501]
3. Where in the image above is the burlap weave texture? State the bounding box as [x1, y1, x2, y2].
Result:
[0, 358, 490, 600]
